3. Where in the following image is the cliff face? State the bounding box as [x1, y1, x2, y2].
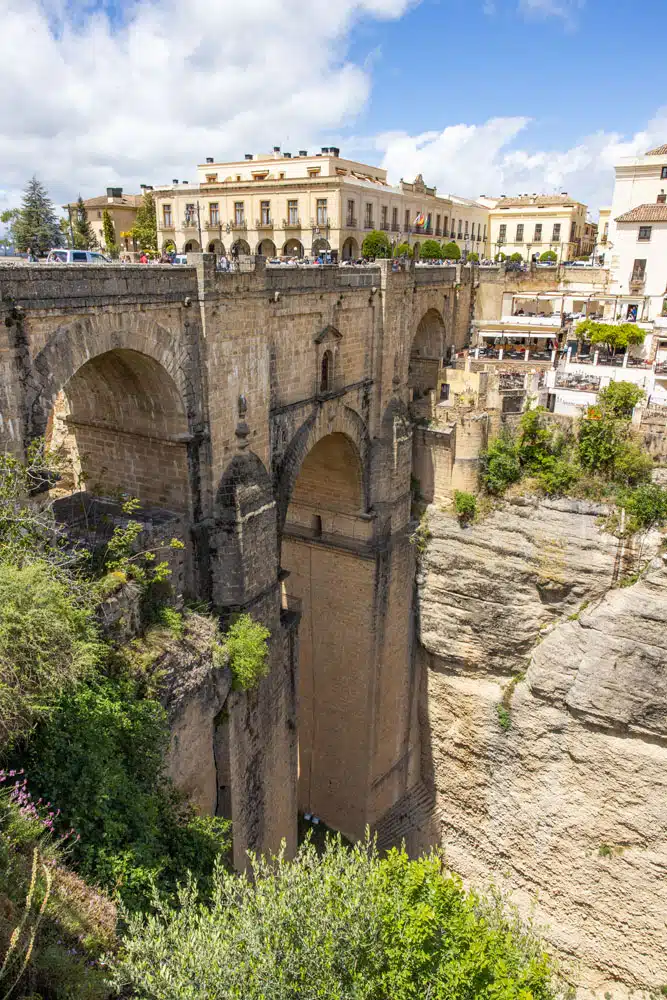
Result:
[416, 500, 667, 998]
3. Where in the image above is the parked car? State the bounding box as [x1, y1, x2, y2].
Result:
[46, 249, 111, 263]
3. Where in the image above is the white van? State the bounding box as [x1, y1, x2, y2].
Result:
[46, 249, 111, 263]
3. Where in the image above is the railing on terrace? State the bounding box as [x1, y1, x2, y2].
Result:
[503, 314, 562, 326]
[555, 372, 601, 391]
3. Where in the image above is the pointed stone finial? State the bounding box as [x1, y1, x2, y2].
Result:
[235, 394, 249, 449]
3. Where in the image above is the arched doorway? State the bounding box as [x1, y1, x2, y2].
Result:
[281, 431, 376, 838]
[231, 239, 251, 255]
[409, 308, 446, 398]
[257, 239, 277, 257]
[184, 239, 201, 252]
[341, 237, 358, 260]
[46, 348, 190, 513]
[207, 239, 224, 255]
[283, 238, 304, 258]
[311, 238, 330, 257]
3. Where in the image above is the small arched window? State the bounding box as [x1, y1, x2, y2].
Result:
[320, 350, 333, 393]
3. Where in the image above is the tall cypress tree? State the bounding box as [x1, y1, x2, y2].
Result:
[73, 195, 98, 250]
[12, 176, 62, 255]
[101, 209, 118, 257]
[130, 191, 158, 254]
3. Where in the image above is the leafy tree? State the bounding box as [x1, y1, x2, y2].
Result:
[467, 251, 480, 262]
[540, 250, 557, 262]
[441, 240, 461, 260]
[574, 319, 646, 356]
[131, 190, 158, 254]
[598, 381, 645, 419]
[509, 252, 523, 262]
[112, 835, 559, 1000]
[361, 229, 391, 258]
[72, 195, 98, 250]
[393, 242, 412, 257]
[495, 252, 506, 262]
[454, 490, 477, 524]
[102, 208, 119, 257]
[420, 239, 442, 260]
[480, 432, 522, 494]
[10, 176, 62, 255]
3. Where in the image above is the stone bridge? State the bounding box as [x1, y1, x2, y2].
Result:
[0, 256, 473, 864]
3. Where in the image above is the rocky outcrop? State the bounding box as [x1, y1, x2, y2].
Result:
[415, 500, 667, 998]
[418, 497, 626, 674]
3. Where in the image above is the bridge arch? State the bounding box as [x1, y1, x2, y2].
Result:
[409, 307, 446, 396]
[279, 412, 376, 838]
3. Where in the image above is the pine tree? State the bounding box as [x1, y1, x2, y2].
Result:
[73, 195, 98, 250]
[101, 209, 118, 257]
[12, 176, 62, 256]
[130, 191, 158, 254]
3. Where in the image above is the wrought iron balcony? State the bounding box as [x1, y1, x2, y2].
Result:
[345, 217, 358, 228]
[364, 220, 375, 229]
[255, 218, 274, 229]
[629, 272, 646, 291]
[182, 219, 197, 229]
[231, 220, 247, 230]
[282, 218, 301, 229]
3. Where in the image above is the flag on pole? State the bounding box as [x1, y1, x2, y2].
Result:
[413, 212, 425, 227]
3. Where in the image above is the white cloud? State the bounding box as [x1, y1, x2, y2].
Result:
[0, 0, 413, 212]
[518, 0, 582, 25]
[374, 107, 667, 213]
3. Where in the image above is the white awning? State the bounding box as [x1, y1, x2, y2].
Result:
[481, 331, 555, 340]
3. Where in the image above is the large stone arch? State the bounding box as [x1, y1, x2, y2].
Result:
[408, 307, 446, 396]
[274, 401, 371, 534]
[27, 313, 195, 440]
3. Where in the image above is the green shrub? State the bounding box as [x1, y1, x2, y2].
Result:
[540, 251, 557, 263]
[598, 381, 645, 418]
[467, 251, 480, 262]
[480, 432, 522, 494]
[618, 483, 667, 532]
[0, 561, 102, 744]
[509, 252, 523, 262]
[393, 242, 412, 258]
[536, 459, 580, 496]
[111, 835, 560, 1000]
[454, 490, 477, 525]
[441, 241, 461, 260]
[420, 239, 442, 260]
[222, 613, 270, 690]
[612, 439, 653, 486]
[577, 409, 620, 474]
[18, 675, 230, 910]
[495, 252, 506, 262]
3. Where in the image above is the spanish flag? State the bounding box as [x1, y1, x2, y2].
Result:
[414, 212, 425, 227]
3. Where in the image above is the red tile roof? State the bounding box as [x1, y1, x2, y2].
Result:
[645, 144, 667, 156]
[615, 203, 667, 223]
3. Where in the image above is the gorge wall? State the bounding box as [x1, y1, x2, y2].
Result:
[414, 498, 667, 998]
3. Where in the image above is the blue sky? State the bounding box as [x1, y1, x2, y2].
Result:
[0, 0, 666, 216]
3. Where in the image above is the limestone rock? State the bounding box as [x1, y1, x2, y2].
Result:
[157, 614, 232, 816]
[416, 502, 667, 997]
[418, 497, 622, 674]
[528, 557, 667, 736]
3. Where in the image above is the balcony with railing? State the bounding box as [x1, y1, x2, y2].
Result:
[364, 218, 375, 230]
[282, 217, 301, 229]
[255, 218, 274, 230]
[391, 223, 400, 233]
[380, 222, 390, 231]
[182, 218, 198, 229]
[231, 219, 247, 231]
[345, 216, 358, 228]
[629, 271, 646, 291]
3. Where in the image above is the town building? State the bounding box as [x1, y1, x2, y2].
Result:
[152, 147, 490, 260]
[605, 144, 667, 326]
[63, 188, 143, 251]
[479, 193, 590, 263]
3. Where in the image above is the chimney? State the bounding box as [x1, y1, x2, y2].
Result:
[206, 157, 214, 164]
[321, 146, 329, 153]
[244, 153, 253, 160]
[331, 146, 340, 157]
[284, 152, 291, 158]
[299, 149, 307, 157]
[172, 179, 179, 185]
[273, 145, 281, 154]
[182, 180, 188, 185]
